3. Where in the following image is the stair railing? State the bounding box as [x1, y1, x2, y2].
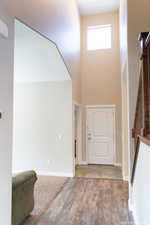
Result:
[131, 32, 150, 184]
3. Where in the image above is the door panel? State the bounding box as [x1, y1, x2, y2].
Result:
[87, 107, 115, 165]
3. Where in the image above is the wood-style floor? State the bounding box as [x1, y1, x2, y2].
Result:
[36, 178, 134, 225]
[76, 165, 122, 179]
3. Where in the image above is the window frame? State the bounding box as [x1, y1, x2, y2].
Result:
[87, 24, 112, 51]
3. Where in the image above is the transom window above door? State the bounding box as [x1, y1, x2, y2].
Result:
[87, 24, 112, 50]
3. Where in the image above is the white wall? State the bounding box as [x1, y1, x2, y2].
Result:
[132, 142, 150, 225]
[13, 20, 74, 177]
[15, 20, 70, 82]
[13, 81, 73, 176]
[8, 0, 81, 103]
[119, 0, 130, 180]
[0, 2, 14, 225]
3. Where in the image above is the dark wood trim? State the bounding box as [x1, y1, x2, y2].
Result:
[131, 137, 140, 184]
[145, 32, 150, 47]
[138, 32, 149, 42]
[139, 32, 149, 59]
[139, 135, 150, 146]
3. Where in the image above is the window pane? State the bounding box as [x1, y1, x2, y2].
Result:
[87, 25, 112, 50]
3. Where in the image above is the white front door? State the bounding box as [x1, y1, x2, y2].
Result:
[87, 106, 115, 165]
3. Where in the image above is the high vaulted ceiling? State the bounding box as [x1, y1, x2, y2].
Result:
[77, 0, 120, 15]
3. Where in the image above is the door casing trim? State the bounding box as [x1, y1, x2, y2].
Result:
[73, 102, 83, 167]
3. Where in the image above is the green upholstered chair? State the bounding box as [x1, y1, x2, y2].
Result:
[12, 171, 37, 225]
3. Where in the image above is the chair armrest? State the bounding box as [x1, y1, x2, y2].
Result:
[12, 171, 37, 190]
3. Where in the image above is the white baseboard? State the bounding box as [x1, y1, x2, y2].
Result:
[123, 175, 129, 181]
[13, 170, 74, 178]
[128, 199, 138, 225]
[78, 162, 122, 167]
[37, 171, 74, 177]
[128, 198, 133, 212]
[133, 211, 139, 225]
[78, 161, 88, 165]
[114, 163, 122, 167]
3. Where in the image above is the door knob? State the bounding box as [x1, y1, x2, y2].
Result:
[88, 133, 92, 140]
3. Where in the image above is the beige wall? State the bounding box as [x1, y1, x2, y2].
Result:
[119, 0, 150, 189]
[128, 0, 150, 128]
[8, 0, 81, 103]
[81, 11, 122, 164]
[120, 0, 150, 181]
[127, 0, 150, 178]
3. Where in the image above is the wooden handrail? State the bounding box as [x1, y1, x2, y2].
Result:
[139, 135, 150, 146]
[145, 33, 150, 47]
[131, 32, 150, 184]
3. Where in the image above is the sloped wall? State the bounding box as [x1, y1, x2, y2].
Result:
[8, 0, 81, 103]
[13, 20, 74, 177]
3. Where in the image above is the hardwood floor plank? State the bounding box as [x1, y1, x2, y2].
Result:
[36, 178, 134, 225]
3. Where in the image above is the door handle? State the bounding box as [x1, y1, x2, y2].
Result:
[88, 133, 92, 140]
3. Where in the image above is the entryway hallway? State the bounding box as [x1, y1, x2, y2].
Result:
[27, 177, 134, 225]
[76, 165, 122, 180]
